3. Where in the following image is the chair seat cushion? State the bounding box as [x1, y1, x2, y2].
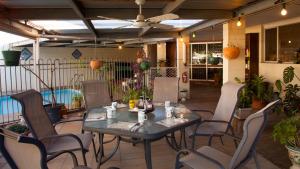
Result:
[180, 146, 231, 169]
[44, 133, 93, 154]
[186, 122, 228, 137]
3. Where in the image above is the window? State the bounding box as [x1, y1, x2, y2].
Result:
[264, 22, 300, 63]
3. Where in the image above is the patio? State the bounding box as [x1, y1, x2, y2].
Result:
[0, 84, 287, 169]
[0, 0, 300, 169]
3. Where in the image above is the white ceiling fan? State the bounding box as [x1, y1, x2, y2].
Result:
[97, 0, 179, 30]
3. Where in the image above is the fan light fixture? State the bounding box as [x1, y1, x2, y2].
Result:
[118, 45, 123, 50]
[281, 3, 287, 16]
[236, 17, 242, 27]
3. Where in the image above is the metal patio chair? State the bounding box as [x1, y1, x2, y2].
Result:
[11, 90, 95, 166]
[153, 77, 180, 104]
[175, 100, 280, 169]
[81, 80, 111, 110]
[189, 82, 245, 149]
[0, 128, 91, 169]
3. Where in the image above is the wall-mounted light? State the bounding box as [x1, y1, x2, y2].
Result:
[192, 32, 196, 38]
[236, 17, 242, 27]
[53, 37, 58, 41]
[158, 43, 161, 48]
[281, 3, 287, 16]
[118, 45, 123, 50]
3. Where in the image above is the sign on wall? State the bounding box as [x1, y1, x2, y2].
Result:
[21, 48, 32, 61]
[72, 49, 82, 59]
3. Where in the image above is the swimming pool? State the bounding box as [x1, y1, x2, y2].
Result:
[0, 89, 81, 115]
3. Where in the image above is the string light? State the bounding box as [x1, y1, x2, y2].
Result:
[236, 17, 242, 27]
[192, 32, 196, 38]
[281, 3, 287, 16]
[118, 45, 123, 50]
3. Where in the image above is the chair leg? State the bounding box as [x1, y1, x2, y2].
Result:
[82, 150, 87, 166]
[92, 137, 97, 160]
[229, 126, 238, 148]
[191, 134, 196, 150]
[253, 151, 261, 169]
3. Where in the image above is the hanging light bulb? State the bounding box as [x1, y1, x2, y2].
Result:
[281, 3, 287, 16]
[158, 43, 161, 48]
[180, 37, 184, 42]
[118, 45, 123, 50]
[236, 17, 242, 27]
[192, 32, 196, 38]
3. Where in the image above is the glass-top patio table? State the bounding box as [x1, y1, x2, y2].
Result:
[83, 105, 201, 169]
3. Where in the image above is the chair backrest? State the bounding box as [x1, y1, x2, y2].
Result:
[11, 90, 57, 139]
[81, 80, 111, 109]
[211, 82, 244, 131]
[0, 128, 48, 169]
[229, 100, 280, 169]
[153, 77, 179, 103]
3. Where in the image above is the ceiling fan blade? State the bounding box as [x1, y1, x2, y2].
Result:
[97, 16, 133, 23]
[147, 13, 179, 23]
[139, 26, 151, 37]
[150, 23, 174, 29]
[113, 24, 133, 29]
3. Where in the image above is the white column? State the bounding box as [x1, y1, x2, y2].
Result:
[176, 37, 190, 98]
[157, 42, 166, 63]
[32, 38, 40, 91]
[223, 19, 246, 83]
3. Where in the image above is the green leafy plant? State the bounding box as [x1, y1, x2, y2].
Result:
[273, 116, 300, 148]
[7, 124, 29, 134]
[122, 88, 140, 103]
[251, 75, 266, 101]
[275, 66, 300, 117]
[235, 77, 252, 108]
[72, 93, 83, 102]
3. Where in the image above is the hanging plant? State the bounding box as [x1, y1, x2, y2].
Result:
[140, 60, 150, 71]
[90, 59, 102, 70]
[223, 45, 240, 60]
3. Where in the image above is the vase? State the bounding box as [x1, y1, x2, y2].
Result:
[90, 60, 102, 70]
[286, 146, 300, 169]
[2, 50, 21, 66]
[223, 47, 240, 59]
[251, 98, 266, 110]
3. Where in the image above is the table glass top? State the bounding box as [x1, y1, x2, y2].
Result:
[83, 105, 201, 139]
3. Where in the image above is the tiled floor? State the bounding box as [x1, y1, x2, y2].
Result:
[0, 83, 290, 169]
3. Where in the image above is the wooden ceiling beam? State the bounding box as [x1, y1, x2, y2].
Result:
[68, 0, 98, 37]
[5, 8, 232, 20]
[163, 0, 186, 14]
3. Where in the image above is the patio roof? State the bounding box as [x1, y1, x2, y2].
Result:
[0, 0, 285, 47]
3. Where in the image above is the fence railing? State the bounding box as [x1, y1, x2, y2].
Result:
[0, 58, 135, 124]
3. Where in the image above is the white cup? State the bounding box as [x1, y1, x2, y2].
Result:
[165, 101, 171, 108]
[106, 108, 116, 119]
[138, 111, 148, 123]
[111, 102, 118, 110]
[165, 106, 174, 118]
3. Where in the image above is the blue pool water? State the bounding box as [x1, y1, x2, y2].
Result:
[0, 89, 80, 115]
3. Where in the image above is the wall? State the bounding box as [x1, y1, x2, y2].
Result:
[21, 47, 138, 61]
[246, 16, 300, 84]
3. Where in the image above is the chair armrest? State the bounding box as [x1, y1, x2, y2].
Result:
[41, 133, 85, 151]
[191, 109, 214, 115]
[176, 149, 225, 169]
[202, 120, 229, 124]
[47, 150, 79, 167]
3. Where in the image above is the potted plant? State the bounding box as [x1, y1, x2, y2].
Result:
[1, 50, 21, 66]
[273, 66, 300, 169]
[21, 65, 64, 123]
[6, 123, 29, 135]
[123, 88, 140, 108]
[250, 75, 268, 109]
[72, 93, 83, 109]
[235, 77, 253, 119]
[223, 45, 240, 60]
[90, 59, 102, 70]
[273, 116, 300, 169]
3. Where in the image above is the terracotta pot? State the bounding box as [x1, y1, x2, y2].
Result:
[286, 146, 300, 169]
[251, 98, 266, 110]
[223, 47, 240, 59]
[72, 100, 81, 109]
[90, 60, 102, 70]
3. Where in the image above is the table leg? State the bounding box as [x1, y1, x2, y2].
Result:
[97, 133, 104, 169]
[144, 139, 152, 169]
